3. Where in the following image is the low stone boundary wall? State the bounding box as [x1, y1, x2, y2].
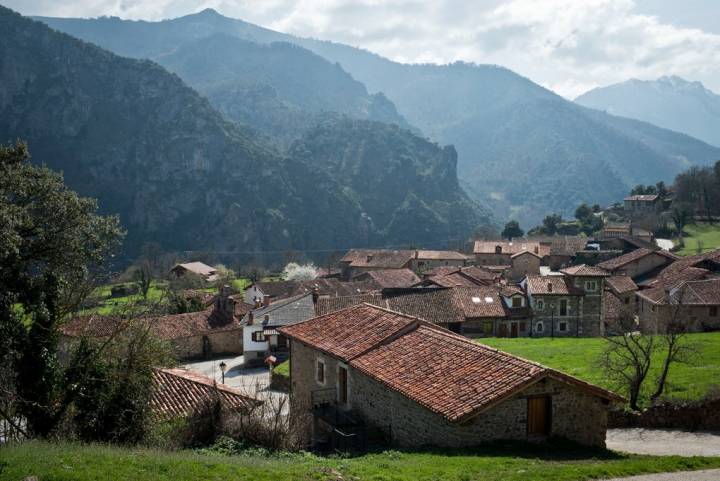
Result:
[609, 396, 720, 430]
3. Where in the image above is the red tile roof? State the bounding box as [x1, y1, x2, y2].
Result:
[416, 250, 469, 261]
[280, 304, 417, 361]
[150, 368, 258, 420]
[625, 194, 659, 202]
[340, 249, 414, 268]
[597, 248, 676, 271]
[606, 276, 638, 294]
[560, 264, 610, 277]
[353, 269, 420, 288]
[282, 305, 623, 422]
[680, 278, 720, 305]
[525, 276, 582, 295]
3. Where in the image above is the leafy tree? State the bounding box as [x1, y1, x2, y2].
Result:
[672, 204, 691, 237]
[591, 204, 601, 213]
[542, 214, 563, 235]
[0, 141, 123, 437]
[655, 181, 668, 200]
[574, 203, 593, 222]
[283, 262, 318, 281]
[134, 261, 153, 300]
[501, 220, 524, 240]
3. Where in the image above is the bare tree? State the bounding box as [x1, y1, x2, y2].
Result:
[601, 314, 655, 410]
[651, 289, 698, 403]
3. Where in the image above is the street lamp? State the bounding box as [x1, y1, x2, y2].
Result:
[219, 361, 227, 384]
[550, 302, 555, 340]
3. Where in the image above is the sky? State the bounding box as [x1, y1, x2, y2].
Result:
[6, 0, 720, 98]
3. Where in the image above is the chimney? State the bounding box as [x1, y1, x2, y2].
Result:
[547, 282, 553, 293]
[366, 255, 373, 263]
[312, 286, 320, 305]
[214, 284, 235, 320]
[263, 294, 271, 307]
[534, 246, 539, 254]
[247, 311, 254, 326]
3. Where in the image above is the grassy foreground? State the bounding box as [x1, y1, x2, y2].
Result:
[2, 441, 720, 481]
[676, 223, 720, 256]
[480, 333, 720, 403]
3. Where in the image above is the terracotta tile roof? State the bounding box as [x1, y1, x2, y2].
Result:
[353, 269, 420, 288]
[606, 276, 638, 295]
[597, 248, 676, 271]
[251, 278, 378, 301]
[62, 306, 242, 341]
[340, 249, 414, 268]
[460, 266, 498, 282]
[150, 368, 258, 421]
[172, 262, 218, 281]
[525, 276, 582, 296]
[511, 250, 541, 259]
[425, 272, 484, 288]
[636, 286, 668, 304]
[184, 289, 217, 307]
[415, 250, 469, 261]
[422, 266, 498, 287]
[283, 304, 623, 422]
[679, 278, 720, 305]
[279, 304, 417, 361]
[473, 241, 549, 257]
[423, 266, 459, 277]
[560, 264, 610, 277]
[314, 293, 386, 316]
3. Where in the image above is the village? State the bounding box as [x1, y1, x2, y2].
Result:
[51, 191, 720, 457]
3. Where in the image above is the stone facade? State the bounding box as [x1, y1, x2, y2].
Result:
[289, 340, 609, 448]
[509, 252, 541, 281]
[638, 299, 720, 334]
[528, 275, 605, 337]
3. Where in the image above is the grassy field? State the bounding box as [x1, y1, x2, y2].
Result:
[676, 223, 720, 256]
[480, 333, 720, 404]
[2, 441, 720, 481]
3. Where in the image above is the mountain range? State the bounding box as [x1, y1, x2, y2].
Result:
[36, 8, 720, 228]
[1, 6, 487, 260]
[576, 76, 720, 148]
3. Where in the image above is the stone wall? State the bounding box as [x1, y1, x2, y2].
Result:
[350, 370, 608, 448]
[171, 330, 243, 360]
[639, 301, 720, 334]
[609, 396, 720, 430]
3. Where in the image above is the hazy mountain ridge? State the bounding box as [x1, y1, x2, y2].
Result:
[2, 6, 486, 258]
[575, 76, 720, 148]
[36, 9, 720, 227]
[155, 33, 410, 146]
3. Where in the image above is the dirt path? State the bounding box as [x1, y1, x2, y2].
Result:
[601, 469, 720, 481]
[607, 428, 720, 456]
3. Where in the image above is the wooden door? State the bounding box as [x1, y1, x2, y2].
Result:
[527, 396, 551, 435]
[338, 366, 348, 404]
[499, 324, 509, 337]
[510, 323, 519, 338]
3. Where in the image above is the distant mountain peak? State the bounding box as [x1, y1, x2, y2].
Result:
[195, 8, 223, 17]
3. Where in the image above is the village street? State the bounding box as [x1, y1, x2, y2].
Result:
[181, 354, 289, 407]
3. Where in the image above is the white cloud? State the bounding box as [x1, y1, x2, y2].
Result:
[5, 0, 720, 98]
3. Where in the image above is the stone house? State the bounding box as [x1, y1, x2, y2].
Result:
[624, 194, 660, 215]
[170, 261, 218, 282]
[150, 368, 259, 421]
[279, 304, 623, 450]
[523, 264, 609, 337]
[60, 287, 245, 360]
[597, 248, 677, 281]
[473, 241, 549, 267]
[509, 250, 541, 281]
[604, 276, 639, 329]
[242, 292, 316, 366]
[638, 278, 720, 334]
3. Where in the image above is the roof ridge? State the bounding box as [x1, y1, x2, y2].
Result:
[156, 367, 251, 398]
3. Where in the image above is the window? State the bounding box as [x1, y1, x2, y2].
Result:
[535, 321, 544, 333]
[585, 281, 597, 292]
[625, 297, 630, 305]
[559, 321, 568, 332]
[251, 331, 265, 342]
[315, 359, 325, 385]
[535, 299, 545, 310]
[512, 296, 523, 308]
[482, 320, 494, 336]
[559, 299, 568, 316]
[711, 306, 718, 317]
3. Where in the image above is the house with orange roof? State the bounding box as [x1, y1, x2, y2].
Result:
[279, 304, 623, 450]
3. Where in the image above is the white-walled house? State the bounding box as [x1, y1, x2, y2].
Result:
[242, 293, 316, 366]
